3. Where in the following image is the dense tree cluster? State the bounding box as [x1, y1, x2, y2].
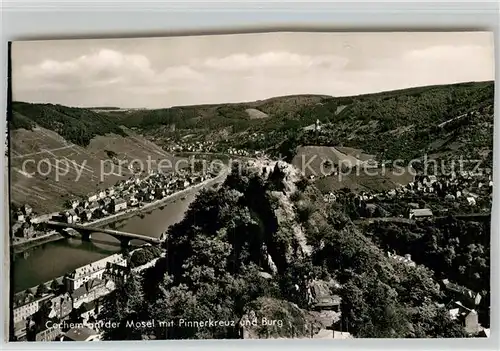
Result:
[129, 246, 163, 268]
[99, 166, 301, 339]
[309, 204, 469, 338]
[98, 164, 472, 339]
[9, 111, 35, 130]
[10, 102, 127, 146]
[366, 217, 490, 326]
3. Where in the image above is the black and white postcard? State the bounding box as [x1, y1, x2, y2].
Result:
[7, 32, 494, 341]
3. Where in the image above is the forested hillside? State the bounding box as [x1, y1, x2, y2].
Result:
[100, 81, 494, 167]
[10, 102, 127, 147]
[10, 81, 493, 165]
[98, 162, 475, 339]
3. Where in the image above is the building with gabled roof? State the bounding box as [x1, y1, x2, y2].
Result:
[408, 208, 433, 220]
[441, 279, 482, 308]
[308, 280, 341, 311]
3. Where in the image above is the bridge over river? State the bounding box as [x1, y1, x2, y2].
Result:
[45, 221, 165, 246]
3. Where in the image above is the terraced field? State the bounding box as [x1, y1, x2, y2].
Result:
[9, 126, 182, 214]
[291, 145, 414, 193]
[292, 145, 374, 176]
[314, 167, 415, 193]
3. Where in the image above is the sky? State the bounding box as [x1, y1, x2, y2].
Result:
[11, 31, 495, 109]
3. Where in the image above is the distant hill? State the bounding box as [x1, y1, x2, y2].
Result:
[264, 81, 494, 165]
[104, 81, 493, 164]
[10, 102, 127, 147]
[9, 80, 494, 206]
[108, 80, 493, 194]
[103, 94, 331, 133]
[104, 81, 492, 131]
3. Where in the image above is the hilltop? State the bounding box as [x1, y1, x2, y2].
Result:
[10, 102, 128, 147]
[102, 80, 493, 192]
[8, 81, 494, 209]
[14, 81, 493, 166]
[101, 81, 492, 135]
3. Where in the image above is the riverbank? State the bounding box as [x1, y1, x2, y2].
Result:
[11, 232, 64, 255]
[14, 245, 155, 297]
[11, 169, 228, 253]
[82, 169, 227, 228]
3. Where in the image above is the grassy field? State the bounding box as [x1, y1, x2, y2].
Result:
[291, 146, 374, 176]
[314, 167, 415, 193]
[290, 145, 414, 193]
[9, 126, 183, 214]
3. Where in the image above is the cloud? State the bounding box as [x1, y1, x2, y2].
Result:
[13, 43, 494, 108]
[199, 52, 349, 72]
[18, 49, 202, 92]
[20, 50, 143, 92]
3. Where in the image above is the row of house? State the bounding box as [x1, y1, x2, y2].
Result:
[59, 169, 214, 225]
[324, 166, 492, 221]
[13, 165, 218, 238]
[12, 253, 129, 340]
[164, 138, 265, 158]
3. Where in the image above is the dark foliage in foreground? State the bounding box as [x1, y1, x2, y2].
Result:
[99, 165, 471, 339]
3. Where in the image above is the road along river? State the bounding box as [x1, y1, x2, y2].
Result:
[12, 173, 226, 293]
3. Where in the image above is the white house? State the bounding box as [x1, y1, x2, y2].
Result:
[466, 197, 476, 206]
[409, 208, 433, 220]
[113, 198, 127, 213]
[15, 211, 25, 223]
[64, 210, 79, 224]
[64, 254, 127, 292]
[13, 293, 52, 324]
[23, 204, 33, 216]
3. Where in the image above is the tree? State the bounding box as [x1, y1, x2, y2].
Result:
[411, 303, 467, 338]
[50, 279, 60, 292]
[99, 273, 145, 340]
[35, 283, 48, 297]
[30, 300, 53, 335]
[341, 272, 412, 338]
